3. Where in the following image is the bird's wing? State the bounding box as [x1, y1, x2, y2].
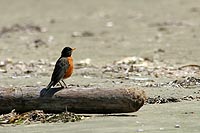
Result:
[50, 57, 70, 86]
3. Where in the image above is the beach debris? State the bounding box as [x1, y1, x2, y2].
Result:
[115, 56, 145, 65]
[149, 20, 194, 27]
[147, 96, 180, 104]
[154, 48, 165, 53]
[146, 94, 200, 104]
[103, 56, 200, 82]
[32, 38, 47, 48]
[0, 59, 51, 78]
[72, 31, 94, 37]
[168, 77, 200, 88]
[146, 77, 200, 88]
[0, 24, 47, 37]
[0, 109, 84, 125]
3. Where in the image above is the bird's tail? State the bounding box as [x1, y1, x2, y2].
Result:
[46, 81, 54, 90]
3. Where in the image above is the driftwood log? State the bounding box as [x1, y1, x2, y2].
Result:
[0, 86, 146, 114]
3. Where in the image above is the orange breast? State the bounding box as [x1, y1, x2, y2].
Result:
[63, 57, 74, 79]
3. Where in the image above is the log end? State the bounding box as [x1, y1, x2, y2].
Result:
[125, 88, 147, 112]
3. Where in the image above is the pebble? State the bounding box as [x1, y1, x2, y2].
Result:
[175, 124, 180, 128]
[0, 68, 6, 73]
[136, 121, 140, 124]
[6, 58, 13, 63]
[0, 61, 6, 67]
[137, 129, 144, 132]
[83, 75, 93, 79]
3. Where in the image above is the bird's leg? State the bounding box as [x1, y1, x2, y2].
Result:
[59, 81, 64, 88]
[61, 80, 68, 88]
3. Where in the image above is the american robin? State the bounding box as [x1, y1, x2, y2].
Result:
[46, 47, 76, 91]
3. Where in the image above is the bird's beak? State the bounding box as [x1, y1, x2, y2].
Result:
[72, 48, 76, 51]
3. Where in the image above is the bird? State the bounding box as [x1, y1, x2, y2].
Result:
[45, 47, 76, 92]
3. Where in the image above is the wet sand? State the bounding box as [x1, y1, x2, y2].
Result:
[0, 0, 200, 132]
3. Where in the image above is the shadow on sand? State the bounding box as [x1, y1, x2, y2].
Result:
[92, 114, 137, 117]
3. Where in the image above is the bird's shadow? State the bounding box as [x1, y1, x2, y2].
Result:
[40, 87, 64, 97]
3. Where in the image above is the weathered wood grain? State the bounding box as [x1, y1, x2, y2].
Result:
[0, 86, 146, 114]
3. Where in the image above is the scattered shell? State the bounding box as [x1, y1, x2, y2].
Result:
[106, 21, 114, 27]
[48, 35, 54, 43]
[137, 129, 144, 132]
[103, 55, 200, 82]
[0, 58, 13, 67]
[83, 75, 93, 79]
[72, 31, 82, 37]
[115, 56, 144, 64]
[127, 77, 154, 82]
[50, 62, 56, 66]
[6, 58, 13, 63]
[77, 58, 91, 66]
[2, 59, 51, 78]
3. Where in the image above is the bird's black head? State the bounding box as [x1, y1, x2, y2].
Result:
[61, 47, 76, 57]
